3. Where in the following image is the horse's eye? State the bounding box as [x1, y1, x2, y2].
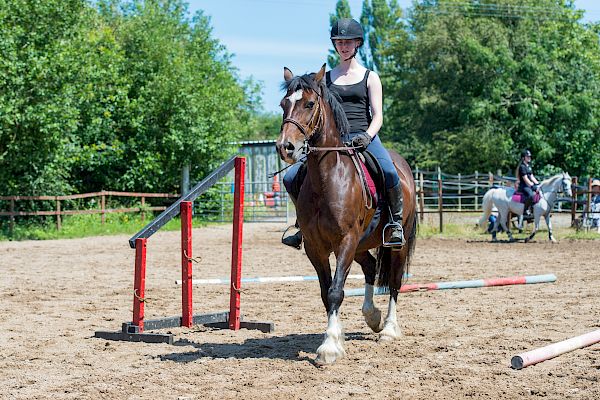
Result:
[306, 101, 315, 109]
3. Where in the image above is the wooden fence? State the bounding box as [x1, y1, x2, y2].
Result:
[0, 191, 179, 233]
[1, 169, 597, 235]
[414, 168, 597, 232]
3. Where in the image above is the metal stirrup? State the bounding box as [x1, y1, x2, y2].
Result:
[382, 221, 406, 248]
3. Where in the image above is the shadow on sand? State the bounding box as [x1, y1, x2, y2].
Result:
[159, 331, 373, 364]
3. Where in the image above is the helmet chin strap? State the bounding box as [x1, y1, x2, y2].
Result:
[342, 47, 358, 62]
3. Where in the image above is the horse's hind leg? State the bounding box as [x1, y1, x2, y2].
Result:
[354, 251, 383, 333]
[380, 249, 405, 342]
[498, 211, 513, 241]
[380, 289, 401, 342]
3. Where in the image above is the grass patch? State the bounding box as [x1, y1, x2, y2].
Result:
[417, 222, 485, 240]
[417, 223, 600, 241]
[0, 212, 211, 241]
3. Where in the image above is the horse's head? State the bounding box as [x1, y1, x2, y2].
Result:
[276, 65, 326, 164]
[561, 172, 573, 197]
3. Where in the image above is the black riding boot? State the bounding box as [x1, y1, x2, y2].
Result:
[282, 221, 303, 249]
[523, 197, 533, 217]
[385, 182, 406, 247]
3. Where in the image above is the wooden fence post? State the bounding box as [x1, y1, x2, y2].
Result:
[438, 178, 443, 233]
[458, 173, 462, 212]
[586, 178, 592, 222]
[475, 171, 479, 211]
[56, 198, 61, 230]
[9, 198, 15, 235]
[101, 192, 106, 225]
[419, 172, 425, 223]
[437, 167, 443, 233]
[571, 176, 578, 225]
[141, 196, 146, 222]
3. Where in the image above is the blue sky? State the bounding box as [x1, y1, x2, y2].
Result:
[188, 0, 600, 113]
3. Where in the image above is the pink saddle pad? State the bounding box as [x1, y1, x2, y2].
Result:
[512, 191, 541, 204]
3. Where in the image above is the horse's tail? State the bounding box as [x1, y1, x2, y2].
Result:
[376, 214, 417, 290]
[478, 189, 494, 230]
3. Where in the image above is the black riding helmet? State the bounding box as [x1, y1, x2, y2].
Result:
[521, 149, 532, 158]
[330, 18, 364, 46]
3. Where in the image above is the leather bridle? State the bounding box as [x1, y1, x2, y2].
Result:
[280, 90, 323, 146]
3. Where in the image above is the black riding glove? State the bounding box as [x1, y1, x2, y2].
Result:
[350, 132, 372, 150]
[532, 184, 539, 192]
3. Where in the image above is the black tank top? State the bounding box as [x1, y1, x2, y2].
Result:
[326, 70, 372, 133]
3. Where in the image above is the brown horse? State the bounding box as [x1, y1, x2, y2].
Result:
[276, 65, 417, 364]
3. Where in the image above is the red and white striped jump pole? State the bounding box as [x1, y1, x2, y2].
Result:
[511, 329, 600, 369]
[344, 274, 557, 297]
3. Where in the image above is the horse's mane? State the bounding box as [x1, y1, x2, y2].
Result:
[281, 73, 350, 135]
[539, 173, 563, 188]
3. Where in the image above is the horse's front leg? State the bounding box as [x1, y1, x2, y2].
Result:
[355, 251, 383, 333]
[546, 213, 557, 243]
[315, 236, 357, 365]
[525, 211, 540, 243]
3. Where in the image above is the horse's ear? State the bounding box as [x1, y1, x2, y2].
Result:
[314, 63, 326, 84]
[284, 67, 294, 82]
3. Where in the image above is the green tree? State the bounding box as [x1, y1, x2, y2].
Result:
[1, 0, 259, 197]
[359, 0, 405, 72]
[381, 0, 600, 176]
[0, 0, 87, 195]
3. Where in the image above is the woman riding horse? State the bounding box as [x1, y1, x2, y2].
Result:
[516, 149, 540, 216]
[282, 18, 405, 249]
[276, 64, 416, 364]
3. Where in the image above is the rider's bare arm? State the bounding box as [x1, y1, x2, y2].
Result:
[531, 175, 539, 185]
[522, 175, 535, 187]
[366, 71, 383, 139]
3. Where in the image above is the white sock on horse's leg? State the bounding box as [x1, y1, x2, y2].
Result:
[316, 310, 346, 364]
[362, 284, 383, 332]
[379, 295, 401, 341]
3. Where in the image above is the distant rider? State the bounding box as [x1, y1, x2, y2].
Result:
[516, 149, 539, 216]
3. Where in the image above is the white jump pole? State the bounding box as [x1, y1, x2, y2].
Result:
[511, 329, 600, 369]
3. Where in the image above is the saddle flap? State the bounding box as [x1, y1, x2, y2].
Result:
[358, 151, 385, 196]
[512, 191, 541, 204]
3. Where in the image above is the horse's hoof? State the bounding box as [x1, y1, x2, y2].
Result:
[524, 238, 530, 243]
[362, 307, 384, 333]
[379, 322, 401, 342]
[315, 340, 346, 365]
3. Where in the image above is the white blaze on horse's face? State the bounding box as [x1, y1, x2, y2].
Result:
[277, 89, 308, 164]
[286, 89, 303, 113]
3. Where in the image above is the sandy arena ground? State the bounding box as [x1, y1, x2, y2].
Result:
[1, 223, 599, 399]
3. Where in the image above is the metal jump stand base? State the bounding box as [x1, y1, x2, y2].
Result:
[94, 312, 274, 345]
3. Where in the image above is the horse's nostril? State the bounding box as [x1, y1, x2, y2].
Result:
[285, 142, 295, 152]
